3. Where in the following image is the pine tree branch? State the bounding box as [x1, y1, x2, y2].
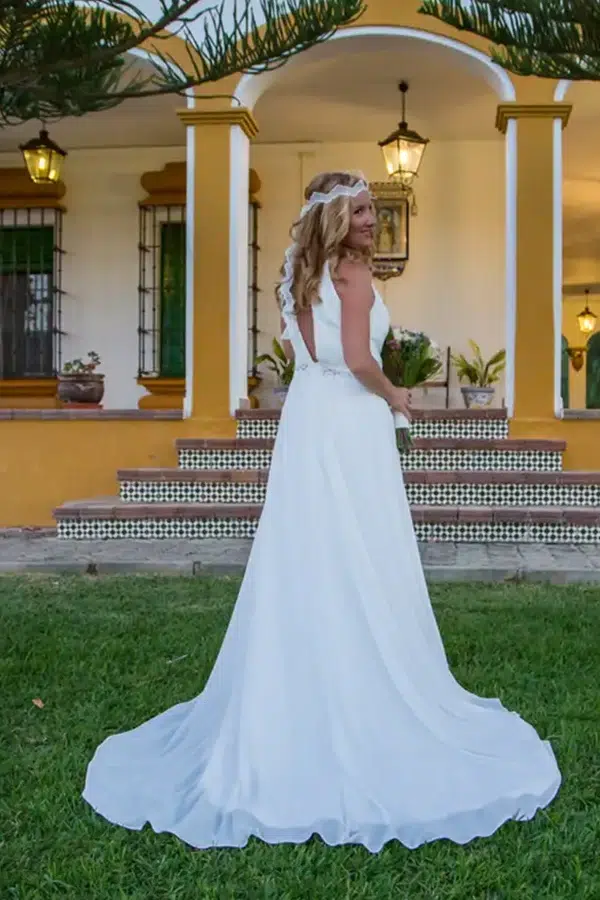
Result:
[419, 0, 600, 80]
[0, 0, 365, 125]
[0, 1, 202, 89]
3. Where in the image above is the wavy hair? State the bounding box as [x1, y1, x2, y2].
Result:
[276, 171, 371, 314]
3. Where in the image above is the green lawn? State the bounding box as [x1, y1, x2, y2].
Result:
[1, 576, 599, 900]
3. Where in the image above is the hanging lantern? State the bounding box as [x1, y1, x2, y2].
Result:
[577, 290, 597, 336]
[19, 129, 67, 185]
[378, 82, 429, 187]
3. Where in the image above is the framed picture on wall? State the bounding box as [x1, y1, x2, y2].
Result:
[369, 181, 410, 281]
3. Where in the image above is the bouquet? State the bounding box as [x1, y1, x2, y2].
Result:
[381, 327, 443, 451]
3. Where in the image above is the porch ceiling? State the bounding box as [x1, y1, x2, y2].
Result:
[253, 35, 501, 144]
[563, 82, 600, 255]
[0, 57, 184, 153]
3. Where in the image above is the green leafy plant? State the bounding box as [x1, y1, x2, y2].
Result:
[452, 340, 505, 387]
[419, 0, 600, 81]
[256, 338, 295, 387]
[61, 351, 102, 376]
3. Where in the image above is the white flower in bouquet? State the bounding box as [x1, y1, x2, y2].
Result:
[391, 326, 419, 344]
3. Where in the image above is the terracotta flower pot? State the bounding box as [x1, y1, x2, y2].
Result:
[247, 374, 262, 410]
[58, 373, 105, 405]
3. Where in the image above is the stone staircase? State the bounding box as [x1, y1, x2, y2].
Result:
[54, 408, 600, 543]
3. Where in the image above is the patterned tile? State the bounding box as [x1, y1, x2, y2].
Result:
[415, 522, 600, 543]
[401, 449, 562, 472]
[57, 518, 258, 539]
[120, 480, 267, 504]
[237, 417, 509, 441]
[405, 482, 600, 506]
[56, 516, 600, 543]
[179, 449, 272, 470]
[119, 478, 600, 508]
[178, 447, 563, 473]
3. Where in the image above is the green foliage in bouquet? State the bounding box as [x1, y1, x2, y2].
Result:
[452, 340, 506, 387]
[256, 338, 295, 387]
[381, 327, 443, 388]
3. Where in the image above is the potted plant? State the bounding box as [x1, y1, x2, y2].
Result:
[256, 338, 295, 407]
[57, 351, 105, 405]
[452, 340, 506, 408]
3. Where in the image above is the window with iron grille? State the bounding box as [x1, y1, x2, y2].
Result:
[138, 204, 186, 378]
[0, 209, 64, 378]
[248, 198, 261, 377]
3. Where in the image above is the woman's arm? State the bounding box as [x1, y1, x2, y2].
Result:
[337, 260, 411, 416]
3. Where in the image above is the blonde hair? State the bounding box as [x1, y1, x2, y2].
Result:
[276, 171, 371, 314]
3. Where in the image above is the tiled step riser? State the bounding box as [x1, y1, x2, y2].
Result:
[237, 419, 510, 441]
[121, 482, 266, 504]
[119, 481, 600, 508]
[178, 448, 563, 473]
[56, 517, 600, 544]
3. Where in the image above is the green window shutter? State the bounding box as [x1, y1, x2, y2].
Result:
[159, 222, 186, 378]
[560, 335, 569, 409]
[0, 225, 55, 377]
[0, 226, 54, 274]
[586, 333, 600, 409]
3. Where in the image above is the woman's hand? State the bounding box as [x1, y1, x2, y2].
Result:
[388, 386, 412, 420]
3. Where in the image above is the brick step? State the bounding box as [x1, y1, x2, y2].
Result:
[236, 409, 509, 420]
[54, 499, 600, 543]
[176, 438, 566, 473]
[117, 467, 600, 507]
[236, 408, 509, 440]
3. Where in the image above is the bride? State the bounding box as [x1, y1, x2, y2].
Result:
[83, 170, 561, 852]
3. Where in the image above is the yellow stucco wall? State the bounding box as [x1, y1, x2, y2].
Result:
[0, 3, 596, 529]
[0, 414, 598, 528]
[0, 420, 186, 527]
[508, 418, 600, 469]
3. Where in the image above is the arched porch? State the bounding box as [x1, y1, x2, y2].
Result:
[233, 26, 514, 411]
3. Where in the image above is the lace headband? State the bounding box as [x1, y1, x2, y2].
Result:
[279, 178, 370, 320]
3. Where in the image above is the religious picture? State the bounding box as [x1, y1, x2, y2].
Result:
[369, 181, 410, 281]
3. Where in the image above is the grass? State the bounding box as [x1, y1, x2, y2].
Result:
[1, 575, 600, 900]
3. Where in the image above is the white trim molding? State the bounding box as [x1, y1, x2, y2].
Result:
[554, 80, 571, 101]
[504, 118, 517, 418]
[234, 26, 516, 108]
[229, 127, 251, 415]
[183, 90, 195, 418]
[553, 116, 565, 418]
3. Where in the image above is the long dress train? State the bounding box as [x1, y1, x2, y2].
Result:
[82, 263, 561, 851]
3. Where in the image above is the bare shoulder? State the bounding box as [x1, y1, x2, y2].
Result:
[334, 257, 372, 306]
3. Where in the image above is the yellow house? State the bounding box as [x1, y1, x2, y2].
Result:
[1, 0, 600, 537]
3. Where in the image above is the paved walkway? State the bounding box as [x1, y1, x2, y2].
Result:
[2, 534, 600, 582]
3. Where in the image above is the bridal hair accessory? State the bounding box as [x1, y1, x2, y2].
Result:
[279, 178, 370, 320]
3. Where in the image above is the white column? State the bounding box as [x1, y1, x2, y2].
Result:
[229, 126, 250, 414]
[183, 91, 196, 419]
[504, 117, 517, 418]
[552, 116, 565, 418]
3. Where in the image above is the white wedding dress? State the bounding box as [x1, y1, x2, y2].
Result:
[83, 263, 561, 851]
